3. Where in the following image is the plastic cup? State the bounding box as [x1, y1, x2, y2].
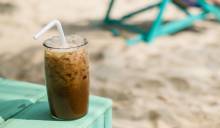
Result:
[43, 35, 89, 120]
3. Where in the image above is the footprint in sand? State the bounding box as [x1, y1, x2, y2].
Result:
[169, 77, 191, 91]
[135, 79, 164, 92]
[0, 2, 16, 14]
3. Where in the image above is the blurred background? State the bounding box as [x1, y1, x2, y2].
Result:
[1, 0, 220, 127]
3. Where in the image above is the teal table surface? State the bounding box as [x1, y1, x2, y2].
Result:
[0, 78, 112, 128]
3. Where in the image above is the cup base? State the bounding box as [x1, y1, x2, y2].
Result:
[50, 112, 88, 121]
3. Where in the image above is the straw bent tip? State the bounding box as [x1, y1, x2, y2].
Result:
[33, 19, 68, 48]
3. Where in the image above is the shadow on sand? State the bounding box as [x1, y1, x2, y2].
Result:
[60, 19, 206, 39]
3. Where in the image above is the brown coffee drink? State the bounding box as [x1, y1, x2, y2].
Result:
[44, 35, 89, 120]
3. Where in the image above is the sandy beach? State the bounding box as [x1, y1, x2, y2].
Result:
[1, 0, 220, 127]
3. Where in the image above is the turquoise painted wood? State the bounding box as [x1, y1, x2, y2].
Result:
[0, 78, 46, 123]
[158, 11, 208, 35]
[0, 96, 112, 128]
[103, 0, 220, 44]
[0, 78, 112, 128]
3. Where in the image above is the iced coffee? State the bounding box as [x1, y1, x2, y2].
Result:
[44, 35, 89, 120]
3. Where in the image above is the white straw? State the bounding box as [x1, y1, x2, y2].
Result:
[34, 19, 68, 48]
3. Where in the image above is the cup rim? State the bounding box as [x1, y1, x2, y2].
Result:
[43, 35, 88, 49]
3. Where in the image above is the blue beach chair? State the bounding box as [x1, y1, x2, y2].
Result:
[103, 0, 220, 45]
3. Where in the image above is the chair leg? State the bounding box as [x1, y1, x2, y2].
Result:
[145, 0, 170, 42]
[104, 0, 115, 24]
[127, 34, 144, 45]
[206, 5, 220, 21]
[199, 0, 220, 21]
